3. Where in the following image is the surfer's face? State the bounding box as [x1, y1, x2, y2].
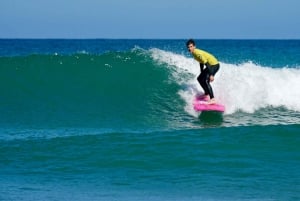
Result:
[187, 44, 195, 53]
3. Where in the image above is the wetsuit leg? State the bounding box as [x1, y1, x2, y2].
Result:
[208, 63, 220, 77]
[204, 72, 214, 99]
[197, 68, 210, 96]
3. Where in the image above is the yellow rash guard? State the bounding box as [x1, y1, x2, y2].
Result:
[192, 49, 218, 65]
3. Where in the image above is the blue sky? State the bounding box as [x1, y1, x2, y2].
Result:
[1, 0, 299, 39]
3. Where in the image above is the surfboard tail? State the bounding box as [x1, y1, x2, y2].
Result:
[193, 96, 225, 112]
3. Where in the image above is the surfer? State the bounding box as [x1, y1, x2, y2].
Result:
[186, 39, 220, 104]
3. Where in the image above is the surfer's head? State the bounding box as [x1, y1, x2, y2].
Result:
[186, 39, 196, 53]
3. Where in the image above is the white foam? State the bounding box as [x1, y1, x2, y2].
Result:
[150, 48, 300, 115]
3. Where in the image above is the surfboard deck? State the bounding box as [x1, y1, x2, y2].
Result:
[193, 95, 225, 112]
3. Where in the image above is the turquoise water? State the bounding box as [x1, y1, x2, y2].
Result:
[0, 39, 300, 200]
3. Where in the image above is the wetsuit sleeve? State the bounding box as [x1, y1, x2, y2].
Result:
[200, 63, 204, 72]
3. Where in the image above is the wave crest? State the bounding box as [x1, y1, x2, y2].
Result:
[150, 48, 300, 115]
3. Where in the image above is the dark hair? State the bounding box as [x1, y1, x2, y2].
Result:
[186, 39, 195, 47]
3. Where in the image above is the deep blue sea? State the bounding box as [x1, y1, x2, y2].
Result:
[0, 39, 299, 201]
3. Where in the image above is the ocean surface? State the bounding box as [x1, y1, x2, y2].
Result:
[0, 39, 299, 201]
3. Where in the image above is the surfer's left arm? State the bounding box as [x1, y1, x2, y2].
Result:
[200, 63, 204, 72]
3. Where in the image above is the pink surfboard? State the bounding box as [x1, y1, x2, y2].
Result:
[193, 95, 225, 112]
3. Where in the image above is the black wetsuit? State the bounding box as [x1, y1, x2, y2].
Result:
[197, 63, 220, 99]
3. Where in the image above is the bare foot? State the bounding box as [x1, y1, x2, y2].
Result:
[207, 98, 216, 104]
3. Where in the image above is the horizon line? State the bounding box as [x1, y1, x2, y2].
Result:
[1, 38, 300, 40]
